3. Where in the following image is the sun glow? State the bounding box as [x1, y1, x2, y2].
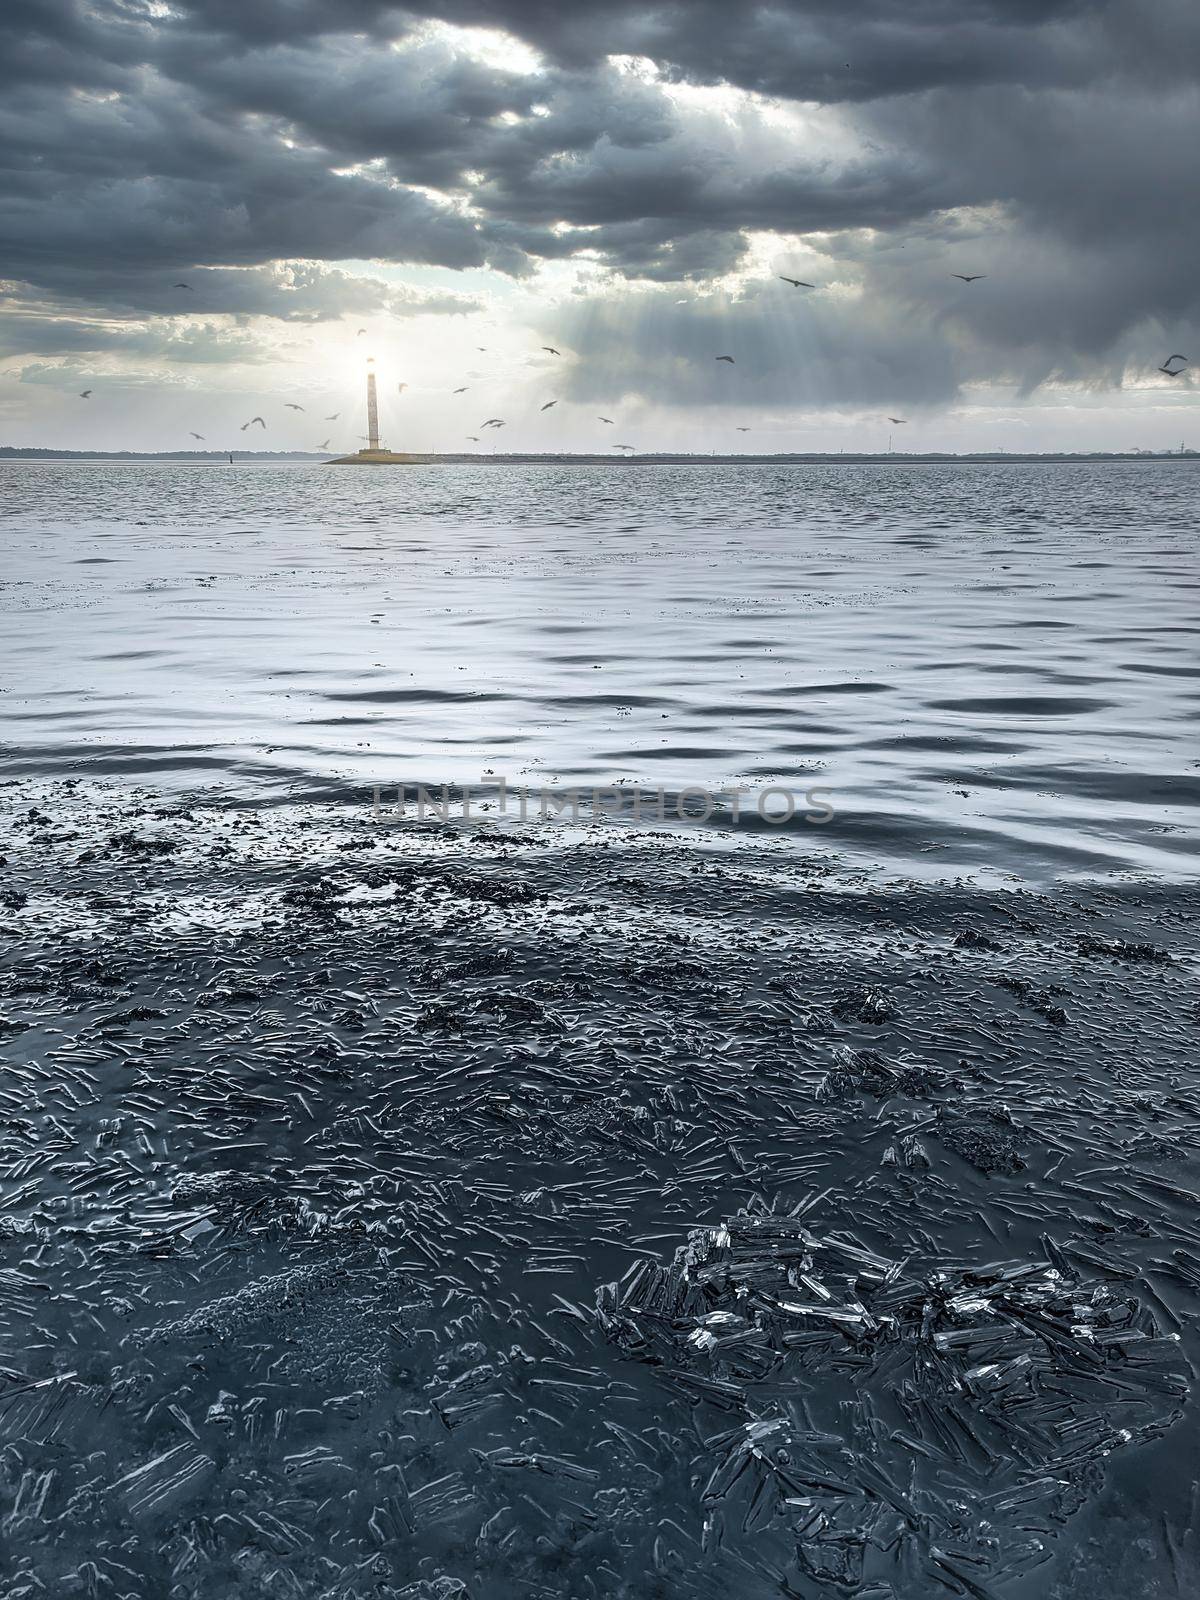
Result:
[416, 23, 544, 77]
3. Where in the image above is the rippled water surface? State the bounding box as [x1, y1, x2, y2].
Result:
[4, 465, 1200, 1600]
[2, 460, 1198, 880]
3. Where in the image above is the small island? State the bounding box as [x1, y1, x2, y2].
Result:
[330, 447, 431, 464]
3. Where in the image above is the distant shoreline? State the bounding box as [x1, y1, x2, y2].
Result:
[1, 446, 1197, 465]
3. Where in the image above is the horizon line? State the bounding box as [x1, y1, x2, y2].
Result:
[2, 445, 1198, 465]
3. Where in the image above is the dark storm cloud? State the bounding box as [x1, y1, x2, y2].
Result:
[158, 0, 1200, 99]
[554, 281, 964, 411]
[842, 80, 1200, 370]
[0, 0, 1196, 401]
[0, 76, 494, 291]
[556, 272, 1199, 416]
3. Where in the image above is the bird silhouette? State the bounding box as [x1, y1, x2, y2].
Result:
[453, 386, 469, 394]
[542, 346, 562, 356]
[481, 418, 505, 427]
[540, 400, 557, 411]
[189, 432, 205, 440]
[317, 439, 330, 450]
[715, 355, 735, 364]
[356, 328, 367, 336]
[888, 417, 908, 424]
[1159, 363, 1188, 377]
[614, 444, 635, 451]
[284, 403, 305, 411]
[79, 389, 92, 399]
[735, 426, 751, 431]
[241, 417, 266, 430]
[325, 413, 340, 421]
[779, 276, 816, 288]
[173, 282, 192, 290]
[952, 274, 987, 282]
[598, 416, 615, 423]
[1162, 354, 1189, 368]
[466, 435, 480, 442]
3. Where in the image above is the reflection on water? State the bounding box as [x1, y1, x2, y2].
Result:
[2, 459, 1198, 881]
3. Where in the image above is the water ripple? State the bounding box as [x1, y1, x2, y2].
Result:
[1, 459, 1198, 882]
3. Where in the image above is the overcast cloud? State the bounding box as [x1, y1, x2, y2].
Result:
[0, 0, 1196, 451]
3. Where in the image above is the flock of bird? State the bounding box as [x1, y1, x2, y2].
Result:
[70, 273, 1191, 452]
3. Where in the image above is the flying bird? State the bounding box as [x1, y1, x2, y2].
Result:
[79, 390, 92, 399]
[325, 413, 340, 420]
[613, 444, 635, 451]
[598, 416, 614, 423]
[951, 274, 987, 283]
[173, 282, 192, 290]
[189, 432, 205, 440]
[241, 417, 266, 430]
[284, 403, 305, 411]
[1159, 363, 1188, 376]
[888, 417, 908, 424]
[1162, 354, 1189, 368]
[453, 386, 469, 394]
[356, 328, 367, 336]
[540, 400, 557, 411]
[466, 435, 480, 442]
[481, 418, 505, 427]
[542, 346, 562, 356]
[715, 355, 735, 364]
[779, 276, 816, 288]
[317, 439, 330, 450]
[735, 426, 750, 432]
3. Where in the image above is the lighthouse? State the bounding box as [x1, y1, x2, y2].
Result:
[366, 360, 380, 451]
[330, 358, 428, 465]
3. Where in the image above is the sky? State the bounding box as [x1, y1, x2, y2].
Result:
[1, 0, 1198, 454]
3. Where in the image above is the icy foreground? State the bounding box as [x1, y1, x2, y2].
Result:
[0, 787, 1197, 1599]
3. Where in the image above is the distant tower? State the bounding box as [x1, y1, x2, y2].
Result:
[329, 355, 423, 464]
[366, 359, 380, 451]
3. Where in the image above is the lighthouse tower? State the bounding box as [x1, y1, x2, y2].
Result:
[366, 360, 380, 451]
[330, 358, 427, 465]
